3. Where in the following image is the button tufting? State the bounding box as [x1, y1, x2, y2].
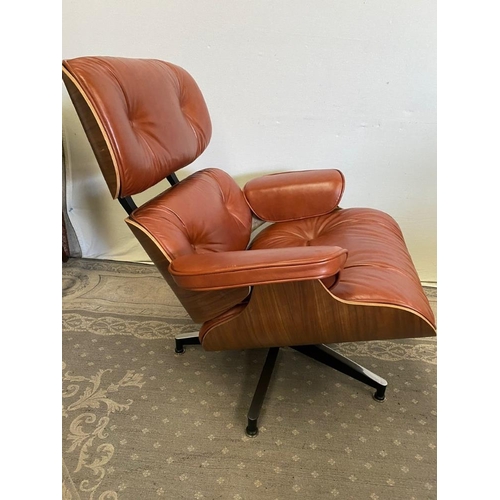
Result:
[250, 207, 435, 326]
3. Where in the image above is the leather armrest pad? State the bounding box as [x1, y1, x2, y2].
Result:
[169, 246, 348, 291]
[243, 169, 345, 222]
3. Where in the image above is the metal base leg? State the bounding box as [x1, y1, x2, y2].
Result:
[174, 339, 386, 435]
[245, 347, 280, 437]
[174, 332, 201, 354]
[291, 344, 388, 402]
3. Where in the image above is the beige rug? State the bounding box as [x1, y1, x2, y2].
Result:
[62, 258, 437, 500]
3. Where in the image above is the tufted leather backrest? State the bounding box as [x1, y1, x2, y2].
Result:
[129, 168, 253, 260]
[125, 168, 253, 323]
[62, 56, 212, 198]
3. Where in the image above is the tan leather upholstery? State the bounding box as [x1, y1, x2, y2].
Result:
[250, 207, 435, 327]
[169, 246, 348, 290]
[62, 56, 211, 198]
[244, 169, 345, 222]
[63, 56, 436, 354]
[129, 168, 252, 259]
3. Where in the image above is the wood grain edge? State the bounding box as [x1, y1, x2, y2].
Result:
[201, 279, 436, 351]
[62, 66, 121, 199]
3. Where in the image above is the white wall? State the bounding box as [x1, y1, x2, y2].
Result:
[62, 0, 436, 282]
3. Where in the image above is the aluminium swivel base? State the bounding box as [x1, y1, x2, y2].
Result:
[245, 344, 387, 437]
[292, 344, 388, 403]
[173, 336, 387, 437]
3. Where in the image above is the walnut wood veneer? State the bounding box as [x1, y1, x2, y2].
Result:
[63, 69, 120, 199]
[201, 279, 436, 351]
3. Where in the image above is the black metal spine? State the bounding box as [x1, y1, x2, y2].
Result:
[118, 196, 138, 215]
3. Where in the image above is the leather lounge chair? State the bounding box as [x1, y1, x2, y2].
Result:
[62, 56, 436, 437]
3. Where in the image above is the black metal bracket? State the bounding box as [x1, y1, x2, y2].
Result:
[118, 196, 138, 215]
[167, 173, 180, 186]
[174, 333, 201, 354]
[118, 175, 179, 216]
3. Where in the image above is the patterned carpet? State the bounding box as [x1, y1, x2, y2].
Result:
[62, 258, 437, 500]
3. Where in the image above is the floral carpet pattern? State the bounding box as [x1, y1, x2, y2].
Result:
[62, 258, 437, 500]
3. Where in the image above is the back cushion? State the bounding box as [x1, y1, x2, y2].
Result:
[129, 168, 252, 259]
[63, 56, 212, 198]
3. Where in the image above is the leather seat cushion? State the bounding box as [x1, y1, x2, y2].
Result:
[250, 207, 435, 327]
